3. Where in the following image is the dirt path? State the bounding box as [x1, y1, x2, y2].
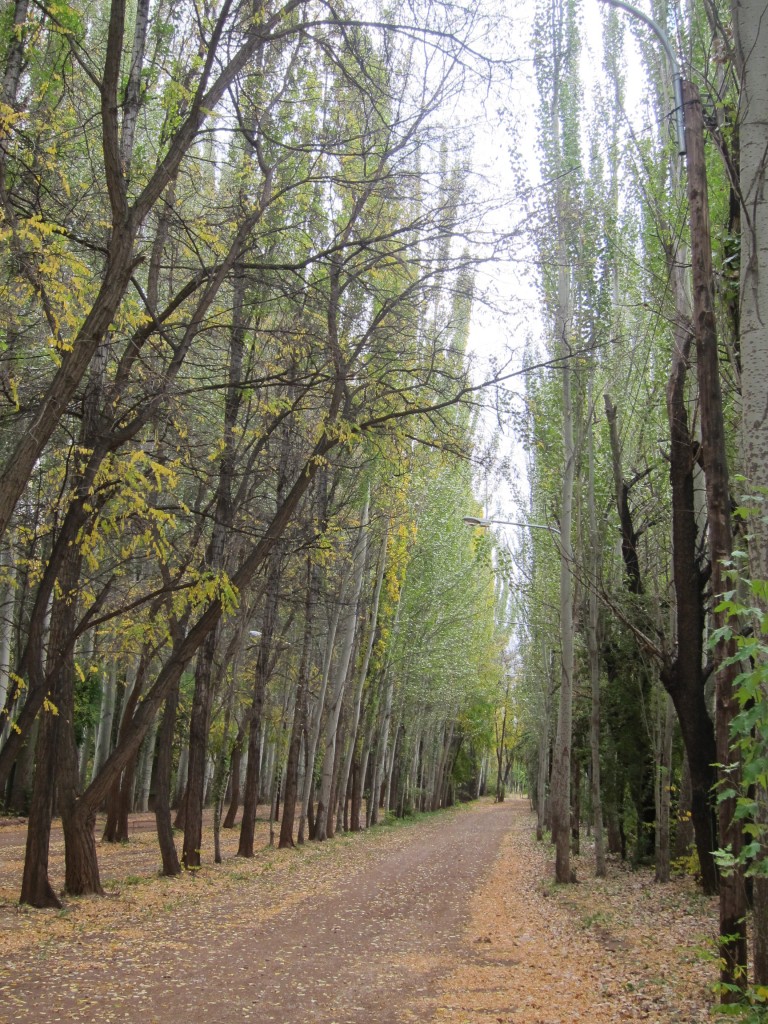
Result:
[1, 801, 514, 1024]
[438, 801, 716, 1024]
[0, 799, 718, 1023]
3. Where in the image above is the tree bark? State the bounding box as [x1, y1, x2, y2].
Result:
[279, 557, 315, 848]
[154, 683, 181, 876]
[731, 0, 768, 985]
[136, 712, 159, 813]
[314, 497, 369, 841]
[662, 280, 720, 896]
[182, 626, 220, 870]
[685, 79, 747, 991]
[298, 601, 340, 844]
[238, 553, 282, 858]
[552, 260, 575, 884]
[222, 719, 246, 829]
[587, 375, 606, 877]
[19, 709, 61, 908]
[655, 693, 674, 883]
[335, 518, 387, 831]
[91, 662, 117, 784]
[103, 658, 146, 842]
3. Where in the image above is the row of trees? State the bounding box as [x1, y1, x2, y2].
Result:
[509, 0, 767, 1002]
[0, 0, 514, 908]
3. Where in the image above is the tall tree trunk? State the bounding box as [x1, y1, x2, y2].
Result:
[655, 693, 674, 883]
[334, 519, 388, 832]
[0, 543, 14, 743]
[279, 557, 315, 848]
[238, 553, 282, 858]
[297, 601, 340, 844]
[663, 305, 720, 896]
[182, 259, 246, 869]
[103, 658, 145, 842]
[19, 709, 61, 907]
[154, 682, 181, 876]
[212, 670, 237, 865]
[369, 665, 396, 826]
[91, 662, 117, 784]
[135, 712, 159, 813]
[731, 0, 768, 986]
[314, 497, 369, 841]
[536, 643, 554, 841]
[551, 258, 576, 884]
[222, 719, 246, 829]
[608, 372, 719, 895]
[685, 80, 747, 991]
[587, 376, 605, 877]
[182, 625, 221, 870]
[21, 500, 93, 902]
[352, 711, 375, 830]
[55, 556, 104, 898]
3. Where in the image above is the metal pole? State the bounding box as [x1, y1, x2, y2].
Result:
[598, 0, 686, 156]
[462, 516, 561, 535]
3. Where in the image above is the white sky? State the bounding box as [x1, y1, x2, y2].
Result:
[460, 0, 651, 521]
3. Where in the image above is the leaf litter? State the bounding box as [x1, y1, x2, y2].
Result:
[0, 800, 717, 1023]
[432, 800, 716, 1024]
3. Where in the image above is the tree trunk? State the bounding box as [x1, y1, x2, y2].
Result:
[91, 662, 117, 784]
[298, 601, 340, 844]
[325, 708, 347, 840]
[351, 712, 375, 830]
[20, 709, 61, 908]
[135, 712, 159, 813]
[279, 556, 315, 849]
[238, 555, 281, 858]
[222, 719, 246, 829]
[731, 1, 768, 985]
[8, 717, 38, 815]
[103, 659, 144, 842]
[182, 626, 220, 870]
[552, 258, 575, 884]
[315, 498, 369, 841]
[655, 693, 674, 883]
[174, 741, 189, 810]
[587, 377, 605, 877]
[663, 290, 720, 896]
[570, 745, 580, 855]
[536, 643, 553, 841]
[383, 714, 401, 816]
[371, 664, 397, 824]
[685, 80, 747, 991]
[334, 519, 388, 833]
[154, 683, 181, 876]
[22, 522, 99, 902]
[0, 543, 14, 743]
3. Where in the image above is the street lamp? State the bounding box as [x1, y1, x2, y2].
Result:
[600, 0, 686, 156]
[462, 515, 561, 535]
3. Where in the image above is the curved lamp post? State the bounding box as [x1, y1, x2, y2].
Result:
[600, 0, 686, 156]
[463, 515, 560, 535]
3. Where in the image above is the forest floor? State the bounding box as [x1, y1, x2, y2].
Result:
[0, 798, 719, 1023]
